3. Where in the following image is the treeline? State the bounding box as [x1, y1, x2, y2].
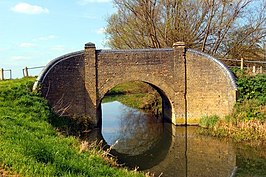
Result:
[105, 0, 266, 60]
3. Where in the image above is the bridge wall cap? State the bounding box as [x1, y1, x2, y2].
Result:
[85, 42, 96, 48]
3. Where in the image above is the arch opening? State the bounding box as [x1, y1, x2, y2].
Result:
[97, 80, 173, 126]
[97, 80, 173, 169]
[143, 82, 173, 123]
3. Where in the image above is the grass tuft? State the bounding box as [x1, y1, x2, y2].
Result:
[199, 115, 220, 128]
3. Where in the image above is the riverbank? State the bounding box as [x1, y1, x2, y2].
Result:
[0, 78, 146, 177]
[198, 70, 266, 146]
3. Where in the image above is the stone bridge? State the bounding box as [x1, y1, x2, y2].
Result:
[34, 42, 237, 126]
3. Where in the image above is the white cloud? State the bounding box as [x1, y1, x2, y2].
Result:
[10, 56, 29, 61]
[96, 27, 106, 34]
[83, 15, 97, 20]
[11, 2, 49, 15]
[36, 35, 56, 41]
[19, 42, 35, 48]
[51, 45, 66, 52]
[78, 0, 111, 5]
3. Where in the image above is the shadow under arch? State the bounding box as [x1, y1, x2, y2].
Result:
[143, 81, 173, 123]
[95, 80, 173, 170]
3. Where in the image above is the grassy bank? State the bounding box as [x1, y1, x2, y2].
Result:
[0, 78, 145, 177]
[199, 70, 266, 145]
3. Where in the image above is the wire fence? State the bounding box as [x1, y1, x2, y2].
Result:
[0, 69, 12, 80]
[219, 58, 266, 74]
[0, 66, 45, 80]
[22, 66, 45, 77]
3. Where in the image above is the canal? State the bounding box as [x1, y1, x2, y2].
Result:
[85, 101, 266, 177]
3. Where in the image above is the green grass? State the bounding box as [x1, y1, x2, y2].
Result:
[0, 78, 145, 177]
[199, 115, 220, 128]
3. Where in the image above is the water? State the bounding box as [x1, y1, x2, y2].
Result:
[86, 101, 266, 177]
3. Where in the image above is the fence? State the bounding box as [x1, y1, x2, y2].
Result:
[219, 58, 266, 74]
[0, 66, 45, 80]
[0, 68, 12, 80]
[22, 66, 45, 77]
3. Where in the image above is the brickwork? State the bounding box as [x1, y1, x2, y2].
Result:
[35, 42, 237, 126]
[186, 50, 237, 123]
[34, 51, 87, 118]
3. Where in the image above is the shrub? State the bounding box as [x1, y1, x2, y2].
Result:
[232, 99, 266, 123]
[237, 74, 266, 104]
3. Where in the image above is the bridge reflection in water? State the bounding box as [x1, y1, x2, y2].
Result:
[86, 101, 236, 177]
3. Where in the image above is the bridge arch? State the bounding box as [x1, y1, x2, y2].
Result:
[98, 78, 174, 122]
[34, 42, 237, 126]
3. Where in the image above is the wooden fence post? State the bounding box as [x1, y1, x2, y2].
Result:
[252, 66, 256, 73]
[259, 66, 263, 74]
[0, 68, 4, 80]
[23, 67, 29, 77]
[240, 58, 244, 70]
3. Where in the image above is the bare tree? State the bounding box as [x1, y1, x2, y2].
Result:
[105, 0, 266, 59]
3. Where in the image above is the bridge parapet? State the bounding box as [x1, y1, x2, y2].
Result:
[34, 42, 237, 126]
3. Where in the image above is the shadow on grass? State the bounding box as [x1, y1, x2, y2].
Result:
[48, 113, 95, 137]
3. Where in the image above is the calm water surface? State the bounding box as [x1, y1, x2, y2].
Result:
[85, 101, 266, 177]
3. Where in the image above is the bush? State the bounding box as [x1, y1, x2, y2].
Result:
[232, 99, 266, 123]
[237, 74, 266, 104]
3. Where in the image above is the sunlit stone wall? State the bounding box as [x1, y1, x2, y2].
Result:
[35, 42, 237, 126]
[93, 45, 185, 125]
[186, 50, 237, 124]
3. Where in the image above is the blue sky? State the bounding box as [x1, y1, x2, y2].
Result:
[0, 0, 115, 78]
